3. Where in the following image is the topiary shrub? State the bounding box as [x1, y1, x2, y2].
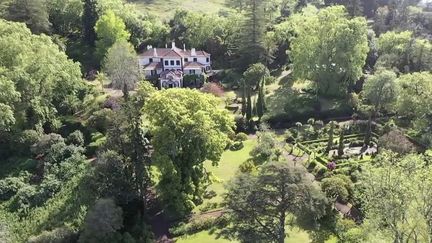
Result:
[230, 141, 244, 151]
[235, 132, 248, 141]
[239, 160, 256, 173]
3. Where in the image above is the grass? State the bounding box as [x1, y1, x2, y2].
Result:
[195, 138, 257, 212]
[176, 228, 311, 243]
[128, 0, 227, 20]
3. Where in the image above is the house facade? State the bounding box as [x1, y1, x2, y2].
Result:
[138, 42, 211, 88]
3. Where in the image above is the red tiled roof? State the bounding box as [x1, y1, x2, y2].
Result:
[183, 62, 204, 69]
[143, 62, 162, 70]
[139, 48, 210, 58]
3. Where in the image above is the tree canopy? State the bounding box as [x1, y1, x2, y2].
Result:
[144, 89, 234, 216]
[289, 6, 369, 96]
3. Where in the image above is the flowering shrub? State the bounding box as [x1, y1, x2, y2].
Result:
[327, 161, 337, 171]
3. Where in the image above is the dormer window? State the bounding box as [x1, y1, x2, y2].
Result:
[193, 58, 197, 62]
[149, 58, 153, 63]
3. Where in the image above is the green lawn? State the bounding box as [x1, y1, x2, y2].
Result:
[129, 0, 227, 20]
[176, 228, 312, 243]
[195, 138, 257, 212]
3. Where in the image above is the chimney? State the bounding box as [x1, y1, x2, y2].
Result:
[183, 44, 186, 51]
[147, 45, 153, 50]
[153, 48, 158, 57]
[191, 48, 196, 56]
[171, 41, 176, 49]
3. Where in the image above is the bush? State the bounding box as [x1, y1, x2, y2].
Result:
[86, 108, 114, 133]
[31, 133, 65, 156]
[239, 160, 256, 173]
[28, 227, 78, 243]
[235, 132, 248, 141]
[230, 141, 244, 151]
[170, 217, 216, 237]
[87, 132, 107, 156]
[201, 82, 225, 97]
[103, 97, 120, 110]
[10, 184, 38, 213]
[0, 175, 28, 201]
[234, 115, 248, 133]
[14, 130, 41, 155]
[67, 130, 85, 146]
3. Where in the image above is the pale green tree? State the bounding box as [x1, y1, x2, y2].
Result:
[358, 152, 432, 243]
[102, 41, 139, 97]
[362, 69, 398, 113]
[95, 10, 130, 62]
[289, 6, 369, 96]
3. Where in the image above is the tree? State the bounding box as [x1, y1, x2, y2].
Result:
[321, 174, 353, 202]
[358, 152, 432, 242]
[6, 0, 51, 34]
[396, 72, 432, 146]
[243, 63, 270, 91]
[256, 78, 266, 121]
[246, 87, 253, 122]
[48, 0, 83, 36]
[79, 198, 123, 243]
[376, 31, 432, 73]
[290, 6, 369, 96]
[238, 0, 267, 70]
[0, 20, 84, 132]
[102, 41, 139, 97]
[82, 0, 98, 46]
[326, 121, 335, 153]
[95, 10, 130, 62]
[144, 89, 234, 216]
[338, 128, 345, 156]
[220, 160, 328, 243]
[241, 80, 247, 117]
[362, 69, 398, 113]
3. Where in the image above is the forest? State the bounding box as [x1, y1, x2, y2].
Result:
[0, 0, 432, 242]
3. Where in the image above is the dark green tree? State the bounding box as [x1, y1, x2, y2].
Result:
[82, 0, 98, 46]
[238, 0, 267, 70]
[246, 87, 252, 122]
[256, 79, 266, 121]
[364, 114, 372, 146]
[6, 0, 51, 34]
[326, 121, 335, 153]
[241, 80, 246, 117]
[220, 160, 328, 243]
[338, 128, 345, 156]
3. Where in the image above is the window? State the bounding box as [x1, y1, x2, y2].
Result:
[176, 60, 180, 65]
[164, 60, 168, 66]
[189, 70, 196, 74]
[149, 58, 153, 63]
[206, 58, 209, 63]
[184, 58, 189, 62]
[193, 58, 197, 62]
[170, 60, 174, 65]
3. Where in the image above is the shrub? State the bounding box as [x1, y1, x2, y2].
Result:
[199, 202, 219, 213]
[31, 133, 65, 156]
[200, 82, 225, 97]
[234, 115, 248, 133]
[67, 130, 85, 146]
[0, 175, 28, 201]
[235, 132, 248, 141]
[170, 217, 217, 237]
[10, 184, 38, 213]
[15, 130, 41, 155]
[239, 160, 256, 173]
[86, 108, 114, 133]
[28, 226, 78, 243]
[103, 97, 120, 110]
[230, 141, 244, 151]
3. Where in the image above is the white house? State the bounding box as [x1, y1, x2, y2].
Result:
[138, 42, 211, 88]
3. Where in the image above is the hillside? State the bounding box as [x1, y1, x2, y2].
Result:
[129, 0, 227, 20]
